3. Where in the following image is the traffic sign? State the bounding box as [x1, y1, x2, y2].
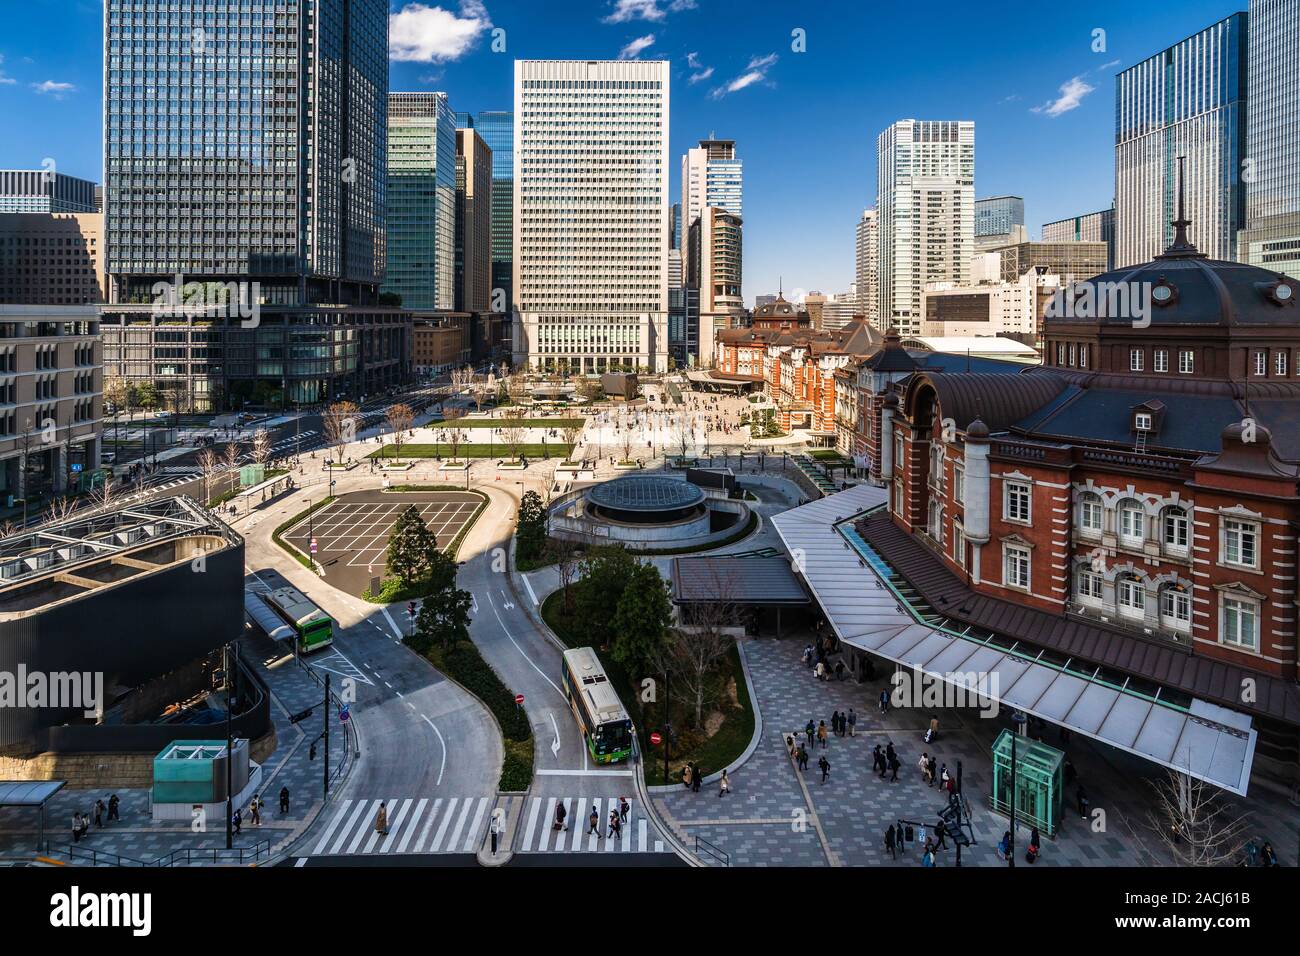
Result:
[514, 694, 525, 705]
[339, 704, 350, 723]
[309, 537, 318, 554]
[649, 731, 662, 746]
[407, 601, 417, 617]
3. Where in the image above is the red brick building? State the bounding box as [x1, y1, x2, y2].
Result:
[865, 223, 1300, 767]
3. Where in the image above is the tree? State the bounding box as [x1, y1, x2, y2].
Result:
[414, 549, 472, 651]
[1145, 769, 1251, 866]
[620, 410, 634, 463]
[609, 562, 672, 672]
[386, 505, 434, 589]
[515, 490, 546, 561]
[575, 545, 639, 650]
[385, 402, 414, 463]
[674, 412, 693, 461]
[649, 565, 738, 728]
[499, 407, 527, 463]
[323, 400, 360, 464]
[561, 423, 582, 464]
[43, 495, 80, 526]
[197, 447, 219, 504]
[442, 405, 466, 462]
[546, 536, 580, 612]
[250, 428, 272, 468]
[135, 381, 160, 412]
[222, 440, 242, 496]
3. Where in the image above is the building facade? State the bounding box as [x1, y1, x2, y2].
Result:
[991, 240, 1108, 284]
[472, 111, 515, 312]
[385, 92, 457, 312]
[855, 209, 879, 329]
[0, 171, 97, 214]
[455, 127, 493, 314]
[877, 120, 975, 337]
[0, 213, 105, 305]
[1114, 13, 1248, 267]
[1238, 0, 1300, 279]
[689, 206, 743, 367]
[975, 195, 1025, 248]
[922, 269, 1060, 346]
[682, 139, 742, 236]
[513, 60, 670, 374]
[1042, 207, 1116, 272]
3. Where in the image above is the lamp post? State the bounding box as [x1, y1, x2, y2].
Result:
[225, 641, 234, 850]
[1007, 710, 1027, 868]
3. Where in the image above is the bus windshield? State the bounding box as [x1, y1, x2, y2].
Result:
[595, 720, 631, 754]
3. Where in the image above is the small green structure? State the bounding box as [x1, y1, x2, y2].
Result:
[152, 739, 249, 805]
[991, 730, 1064, 836]
[239, 464, 266, 488]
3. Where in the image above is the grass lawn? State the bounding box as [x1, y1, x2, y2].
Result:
[541, 587, 754, 786]
[368, 443, 573, 460]
[808, 449, 848, 462]
[431, 417, 586, 429]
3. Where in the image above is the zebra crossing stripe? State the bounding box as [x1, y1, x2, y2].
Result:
[521, 794, 543, 851]
[411, 798, 442, 852]
[429, 797, 459, 851]
[377, 799, 414, 853]
[329, 799, 372, 855]
[463, 798, 490, 852]
[395, 799, 428, 853]
[445, 797, 474, 851]
[310, 799, 352, 856]
[513, 797, 666, 853]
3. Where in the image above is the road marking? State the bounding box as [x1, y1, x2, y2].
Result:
[395, 799, 428, 853]
[326, 799, 372, 855]
[486, 592, 565, 700]
[310, 799, 353, 855]
[445, 797, 474, 851]
[428, 797, 458, 851]
[463, 798, 489, 852]
[522, 796, 544, 851]
[520, 573, 539, 607]
[549, 713, 561, 756]
[534, 769, 635, 777]
[411, 798, 442, 853]
[421, 713, 447, 786]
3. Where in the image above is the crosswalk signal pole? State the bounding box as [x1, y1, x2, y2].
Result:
[323, 673, 331, 800]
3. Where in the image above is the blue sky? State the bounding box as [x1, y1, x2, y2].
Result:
[0, 0, 1240, 304]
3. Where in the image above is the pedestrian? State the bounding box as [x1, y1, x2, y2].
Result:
[619, 796, 630, 826]
[922, 843, 936, 867]
[879, 689, 890, 714]
[1077, 784, 1090, 819]
[93, 799, 105, 828]
[718, 769, 731, 797]
[607, 809, 621, 839]
[797, 745, 809, 771]
[925, 716, 939, 744]
[682, 764, 693, 790]
[831, 710, 840, 737]
[934, 820, 948, 850]
[1026, 826, 1041, 864]
[919, 752, 932, 784]
[885, 824, 897, 860]
[553, 801, 568, 832]
[233, 807, 243, 835]
[588, 805, 601, 836]
[374, 802, 387, 836]
[939, 763, 950, 791]
[847, 708, 856, 737]
[1261, 841, 1279, 867]
[888, 749, 901, 782]
[815, 660, 827, 681]
[817, 721, 828, 749]
[250, 795, 261, 826]
[108, 794, 120, 822]
[997, 830, 1010, 861]
[279, 786, 289, 815]
[805, 719, 815, 748]
[927, 755, 938, 788]
[786, 734, 797, 757]
[818, 755, 830, 783]
[72, 812, 84, 843]
[835, 659, 846, 681]
[692, 764, 702, 793]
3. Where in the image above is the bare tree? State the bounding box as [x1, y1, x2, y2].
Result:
[619, 408, 634, 463]
[86, 477, 116, 513]
[222, 440, 242, 496]
[442, 405, 466, 463]
[385, 402, 415, 463]
[197, 447, 219, 504]
[648, 565, 739, 729]
[546, 536, 580, 613]
[561, 423, 582, 464]
[1146, 769, 1252, 866]
[499, 407, 527, 463]
[322, 400, 360, 465]
[0, 519, 17, 539]
[44, 494, 80, 526]
[674, 412, 693, 462]
[250, 427, 272, 468]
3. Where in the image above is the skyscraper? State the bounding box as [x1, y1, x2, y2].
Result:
[385, 92, 457, 312]
[455, 128, 493, 314]
[1114, 13, 1248, 267]
[688, 206, 743, 365]
[1239, 0, 1300, 278]
[855, 208, 879, 328]
[682, 139, 742, 236]
[102, 0, 406, 410]
[473, 111, 515, 311]
[876, 120, 975, 336]
[975, 196, 1025, 238]
[1042, 207, 1116, 271]
[513, 60, 670, 374]
[0, 171, 97, 213]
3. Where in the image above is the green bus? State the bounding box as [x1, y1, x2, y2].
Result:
[561, 647, 633, 764]
[263, 585, 334, 654]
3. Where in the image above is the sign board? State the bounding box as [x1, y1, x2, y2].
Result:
[514, 694, 525, 705]
[309, 538, 318, 554]
[649, 732, 662, 746]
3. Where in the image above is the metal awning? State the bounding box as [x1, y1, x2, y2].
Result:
[0, 780, 66, 807]
[244, 588, 296, 643]
[772, 486, 1259, 796]
[672, 555, 810, 606]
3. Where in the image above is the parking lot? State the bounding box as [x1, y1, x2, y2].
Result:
[283, 489, 484, 595]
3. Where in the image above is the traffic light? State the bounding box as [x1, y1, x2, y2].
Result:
[289, 707, 314, 725]
[309, 741, 317, 761]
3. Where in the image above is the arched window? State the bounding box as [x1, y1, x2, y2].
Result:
[1117, 574, 1145, 619]
[1117, 499, 1145, 546]
[1077, 492, 1103, 535]
[1159, 584, 1191, 632]
[1162, 506, 1189, 554]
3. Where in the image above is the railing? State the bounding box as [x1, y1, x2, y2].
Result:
[49, 839, 272, 867]
[695, 835, 730, 867]
[293, 652, 357, 791]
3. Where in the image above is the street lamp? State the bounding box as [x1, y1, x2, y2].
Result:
[1007, 710, 1027, 868]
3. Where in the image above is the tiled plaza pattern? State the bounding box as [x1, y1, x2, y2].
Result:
[0, 631, 349, 865]
[654, 637, 1300, 868]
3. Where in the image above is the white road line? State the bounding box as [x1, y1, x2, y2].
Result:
[411, 798, 442, 852]
[486, 592, 565, 699]
[534, 768, 634, 777]
[395, 798, 428, 853]
[421, 713, 447, 786]
[549, 713, 561, 756]
[445, 797, 474, 851]
[571, 798, 588, 851]
[429, 797, 458, 851]
[638, 818, 648, 852]
[522, 797, 543, 852]
[521, 573, 539, 607]
[333, 799, 373, 854]
[377, 799, 414, 853]
[358, 800, 394, 854]
[463, 798, 489, 852]
[310, 799, 353, 855]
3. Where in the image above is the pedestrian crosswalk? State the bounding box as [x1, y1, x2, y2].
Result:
[514, 796, 667, 854]
[309, 796, 491, 856]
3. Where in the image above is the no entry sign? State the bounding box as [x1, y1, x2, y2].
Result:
[514, 694, 525, 705]
[649, 732, 662, 746]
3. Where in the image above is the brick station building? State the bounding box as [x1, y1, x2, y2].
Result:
[859, 219, 1300, 768]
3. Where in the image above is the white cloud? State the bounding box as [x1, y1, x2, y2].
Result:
[710, 53, 777, 98]
[603, 0, 695, 23]
[1031, 75, 1095, 117]
[686, 51, 703, 69]
[688, 66, 714, 84]
[389, 1, 492, 63]
[1098, 58, 1121, 70]
[619, 34, 656, 60]
[0, 56, 16, 85]
[31, 80, 75, 98]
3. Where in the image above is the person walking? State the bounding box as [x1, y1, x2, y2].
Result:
[374, 802, 387, 836]
[939, 764, 950, 792]
[1077, 784, 1090, 820]
[718, 769, 731, 797]
[934, 820, 948, 851]
[619, 796, 630, 826]
[879, 689, 890, 715]
[72, 812, 84, 843]
[919, 752, 932, 785]
[817, 721, 828, 749]
[233, 807, 243, 835]
[1026, 826, 1041, 864]
[93, 799, 105, 828]
[107, 794, 120, 823]
[250, 795, 261, 827]
[587, 805, 601, 836]
[927, 755, 938, 789]
[805, 719, 816, 749]
[818, 755, 830, 783]
[997, 830, 1011, 861]
[847, 708, 856, 737]
[553, 801, 568, 832]
[682, 764, 693, 791]
[888, 747, 901, 782]
[607, 809, 621, 839]
[922, 842, 936, 867]
[692, 764, 702, 793]
[885, 824, 897, 860]
[797, 745, 809, 771]
[831, 710, 841, 737]
[873, 745, 885, 777]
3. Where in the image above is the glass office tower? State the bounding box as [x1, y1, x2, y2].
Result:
[385, 92, 457, 312]
[474, 111, 514, 313]
[1239, 0, 1300, 278]
[975, 196, 1024, 237]
[1114, 12, 1248, 266]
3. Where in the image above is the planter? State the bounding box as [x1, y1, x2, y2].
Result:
[439, 461, 471, 471]
[380, 462, 414, 471]
[614, 460, 640, 470]
[497, 460, 527, 470]
[325, 461, 358, 471]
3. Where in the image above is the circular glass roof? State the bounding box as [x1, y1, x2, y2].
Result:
[587, 476, 706, 513]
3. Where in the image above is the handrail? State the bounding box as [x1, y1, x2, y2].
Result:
[694, 835, 730, 867]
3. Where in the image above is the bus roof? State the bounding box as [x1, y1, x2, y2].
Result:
[264, 585, 331, 629]
[563, 647, 629, 724]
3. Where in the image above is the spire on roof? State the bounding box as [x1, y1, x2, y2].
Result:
[1157, 155, 1206, 259]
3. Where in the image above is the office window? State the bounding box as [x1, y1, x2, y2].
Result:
[1179, 350, 1195, 374]
[1004, 545, 1031, 590]
[1117, 575, 1145, 619]
[1160, 586, 1191, 632]
[1078, 493, 1103, 534]
[1130, 348, 1144, 371]
[1221, 595, 1259, 652]
[1222, 518, 1258, 569]
[1004, 481, 1031, 523]
[1118, 500, 1145, 545]
[1163, 507, 1189, 553]
[1077, 568, 1104, 604]
[1154, 349, 1168, 372]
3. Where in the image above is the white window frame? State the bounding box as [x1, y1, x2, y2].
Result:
[1130, 348, 1144, 372]
[1153, 349, 1168, 373]
[1077, 568, 1105, 605]
[1221, 518, 1259, 569]
[1118, 500, 1145, 546]
[953, 520, 966, 568]
[1004, 481, 1031, 524]
[1254, 351, 1267, 376]
[927, 497, 944, 541]
[1077, 494, 1103, 535]
[1080, 344, 1089, 368]
[1135, 412, 1152, 431]
[1117, 576, 1145, 619]
[1004, 544, 1031, 591]
[1220, 595, 1260, 652]
[952, 465, 965, 505]
[1277, 351, 1289, 377]
[1162, 507, 1189, 554]
[1160, 586, 1191, 632]
[1179, 350, 1194, 374]
[1068, 342, 1077, 366]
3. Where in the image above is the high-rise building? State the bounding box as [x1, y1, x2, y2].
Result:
[1115, 13, 1248, 267]
[0, 213, 105, 305]
[975, 196, 1024, 237]
[990, 240, 1108, 284]
[0, 171, 98, 214]
[669, 202, 682, 250]
[876, 119, 975, 336]
[682, 139, 742, 237]
[472, 111, 515, 312]
[1042, 207, 1116, 270]
[754, 294, 778, 308]
[688, 206, 744, 365]
[455, 128, 493, 314]
[513, 60, 670, 374]
[386, 92, 457, 312]
[102, 0, 406, 410]
[1239, 0, 1300, 278]
[855, 209, 879, 328]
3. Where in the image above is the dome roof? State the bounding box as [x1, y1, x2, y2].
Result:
[587, 476, 705, 513]
[752, 295, 801, 320]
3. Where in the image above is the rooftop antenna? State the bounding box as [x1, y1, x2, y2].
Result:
[1160, 155, 1202, 258]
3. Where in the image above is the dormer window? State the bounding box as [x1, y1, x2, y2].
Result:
[1134, 412, 1153, 431]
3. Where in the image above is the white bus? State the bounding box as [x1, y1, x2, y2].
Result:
[561, 647, 633, 764]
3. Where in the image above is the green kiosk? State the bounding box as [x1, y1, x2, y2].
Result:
[991, 730, 1064, 836]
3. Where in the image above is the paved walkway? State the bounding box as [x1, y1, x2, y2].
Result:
[653, 636, 1300, 867]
